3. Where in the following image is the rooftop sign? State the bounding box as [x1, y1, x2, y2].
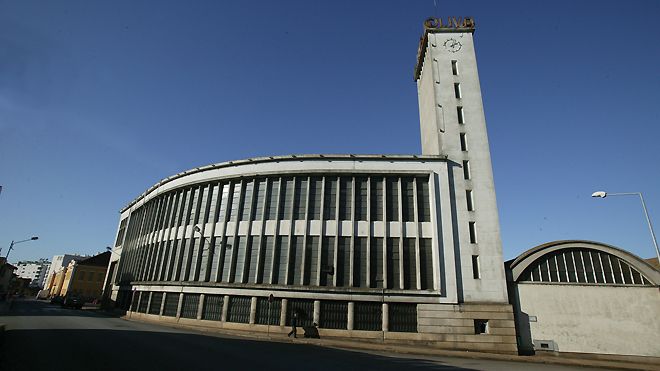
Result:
[423, 16, 475, 30]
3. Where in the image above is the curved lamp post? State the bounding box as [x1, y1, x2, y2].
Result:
[5, 236, 39, 261]
[592, 191, 660, 262]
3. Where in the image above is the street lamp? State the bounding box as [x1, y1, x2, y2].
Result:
[591, 191, 660, 262]
[4, 236, 39, 261]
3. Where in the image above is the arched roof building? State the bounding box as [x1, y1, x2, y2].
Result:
[507, 240, 660, 358]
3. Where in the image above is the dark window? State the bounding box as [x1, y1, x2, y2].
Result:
[370, 177, 384, 221]
[401, 178, 415, 222]
[180, 294, 200, 319]
[355, 177, 368, 221]
[260, 236, 276, 284]
[233, 236, 248, 283]
[273, 236, 289, 285]
[336, 237, 351, 287]
[460, 133, 468, 151]
[286, 299, 313, 327]
[463, 160, 470, 180]
[474, 319, 489, 334]
[454, 83, 461, 99]
[216, 183, 231, 222]
[162, 293, 179, 317]
[403, 238, 417, 289]
[221, 236, 235, 283]
[137, 292, 148, 313]
[416, 178, 431, 222]
[148, 292, 163, 315]
[354, 237, 368, 287]
[279, 178, 294, 219]
[389, 303, 417, 332]
[457, 106, 465, 124]
[370, 237, 384, 288]
[466, 190, 474, 212]
[468, 221, 477, 244]
[386, 178, 399, 221]
[265, 179, 280, 220]
[227, 296, 251, 323]
[305, 236, 320, 286]
[252, 179, 266, 220]
[308, 177, 323, 220]
[319, 301, 348, 329]
[320, 237, 335, 287]
[202, 295, 224, 321]
[420, 239, 433, 289]
[240, 181, 254, 221]
[247, 237, 260, 283]
[451, 60, 458, 75]
[387, 238, 400, 289]
[255, 296, 281, 325]
[339, 177, 352, 220]
[293, 177, 308, 220]
[228, 182, 242, 221]
[323, 178, 337, 220]
[354, 302, 382, 331]
[290, 236, 304, 285]
[472, 255, 480, 279]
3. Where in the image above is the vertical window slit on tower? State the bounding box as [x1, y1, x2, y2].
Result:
[451, 60, 458, 75]
[454, 83, 461, 99]
[463, 160, 471, 180]
[460, 133, 467, 151]
[457, 106, 465, 124]
[469, 221, 477, 244]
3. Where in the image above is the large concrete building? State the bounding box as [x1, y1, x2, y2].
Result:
[104, 17, 518, 353]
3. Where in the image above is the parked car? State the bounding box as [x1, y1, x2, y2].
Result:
[62, 296, 83, 309]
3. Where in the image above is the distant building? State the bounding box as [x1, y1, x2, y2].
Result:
[506, 240, 660, 358]
[15, 260, 50, 288]
[0, 257, 17, 299]
[53, 252, 111, 302]
[43, 254, 88, 296]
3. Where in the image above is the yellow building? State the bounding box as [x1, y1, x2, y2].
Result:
[51, 252, 110, 302]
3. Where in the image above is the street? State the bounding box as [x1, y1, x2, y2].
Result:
[1, 299, 591, 371]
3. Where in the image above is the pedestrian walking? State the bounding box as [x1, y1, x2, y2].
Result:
[288, 310, 298, 338]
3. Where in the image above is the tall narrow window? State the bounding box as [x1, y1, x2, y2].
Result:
[323, 178, 337, 220]
[293, 178, 308, 220]
[370, 177, 384, 221]
[338, 177, 352, 220]
[460, 133, 468, 151]
[463, 160, 471, 180]
[472, 255, 480, 279]
[308, 177, 323, 220]
[279, 178, 294, 219]
[469, 222, 477, 244]
[416, 178, 431, 222]
[401, 178, 415, 222]
[355, 177, 368, 221]
[386, 178, 399, 221]
[454, 83, 462, 99]
[451, 60, 458, 75]
[252, 179, 266, 221]
[466, 190, 474, 211]
[457, 106, 465, 124]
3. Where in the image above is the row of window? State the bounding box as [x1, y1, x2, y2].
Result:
[452, 59, 479, 250]
[117, 235, 435, 291]
[116, 174, 433, 248]
[519, 248, 653, 285]
[126, 291, 418, 332]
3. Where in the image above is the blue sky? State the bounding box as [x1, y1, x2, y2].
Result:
[1, 0, 659, 263]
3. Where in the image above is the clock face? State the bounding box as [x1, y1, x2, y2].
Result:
[443, 38, 462, 53]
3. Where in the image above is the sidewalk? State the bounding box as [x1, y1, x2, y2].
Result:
[124, 316, 660, 371]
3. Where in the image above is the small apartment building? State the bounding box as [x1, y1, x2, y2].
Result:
[57, 252, 111, 302]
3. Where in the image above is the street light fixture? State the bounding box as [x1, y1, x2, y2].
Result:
[4, 236, 39, 261]
[591, 190, 660, 262]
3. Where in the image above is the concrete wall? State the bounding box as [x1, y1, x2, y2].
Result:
[516, 283, 660, 357]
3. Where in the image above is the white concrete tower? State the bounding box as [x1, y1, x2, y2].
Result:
[415, 17, 508, 303]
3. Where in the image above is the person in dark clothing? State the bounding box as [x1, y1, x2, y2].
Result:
[288, 310, 298, 338]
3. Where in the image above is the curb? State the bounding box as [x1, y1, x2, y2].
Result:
[122, 316, 659, 371]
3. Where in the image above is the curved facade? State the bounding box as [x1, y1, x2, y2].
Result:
[104, 17, 519, 353]
[507, 240, 660, 357]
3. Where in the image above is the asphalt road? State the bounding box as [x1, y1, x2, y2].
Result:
[0, 299, 591, 371]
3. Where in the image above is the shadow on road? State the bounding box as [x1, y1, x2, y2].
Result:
[0, 299, 123, 318]
[1, 328, 477, 371]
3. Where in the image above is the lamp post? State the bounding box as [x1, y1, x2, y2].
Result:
[5, 236, 39, 261]
[591, 191, 660, 262]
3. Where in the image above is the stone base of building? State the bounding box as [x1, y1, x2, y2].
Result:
[124, 302, 517, 355]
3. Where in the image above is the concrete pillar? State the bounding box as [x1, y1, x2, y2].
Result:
[159, 293, 166, 316]
[313, 300, 320, 325]
[221, 295, 230, 322]
[249, 297, 257, 324]
[382, 303, 389, 332]
[176, 293, 184, 319]
[347, 302, 354, 330]
[197, 294, 205, 320]
[280, 299, 288, 326]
